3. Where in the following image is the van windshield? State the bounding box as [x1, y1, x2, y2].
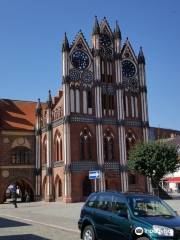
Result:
[127, 196, 175, 217]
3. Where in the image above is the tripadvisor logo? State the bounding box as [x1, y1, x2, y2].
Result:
[135, 227, 144, 235]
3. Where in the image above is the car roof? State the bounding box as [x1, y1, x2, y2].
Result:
[91, 191, 159, 199]
[124, 192, 159, 199]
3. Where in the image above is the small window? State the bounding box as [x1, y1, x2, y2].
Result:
[11, 147, 31, 164]
[96, 194, 112, 212]
[86, 194, 97, 208]
[129, 174, 136, 185]
[87, 91, 92, 108]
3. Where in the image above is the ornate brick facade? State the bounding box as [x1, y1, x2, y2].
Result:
[0, 17, 180, 203]
[36, 17, 150, 202]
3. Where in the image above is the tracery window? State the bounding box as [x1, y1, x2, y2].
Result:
[11, 147, 31, 164]
[103, 129, 114, 162]
[54, 132, 63, 162]
[80, 128, 92, 161]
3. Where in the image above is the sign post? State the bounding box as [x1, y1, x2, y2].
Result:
[89, 170, 101, 192]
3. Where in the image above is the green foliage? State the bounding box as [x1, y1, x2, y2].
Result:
[128, 141, 179, 188]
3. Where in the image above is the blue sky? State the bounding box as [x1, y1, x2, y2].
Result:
[0, 0, 180, 130]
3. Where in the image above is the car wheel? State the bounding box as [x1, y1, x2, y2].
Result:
[82, 225, 96, 240]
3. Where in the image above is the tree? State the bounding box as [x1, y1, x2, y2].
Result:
[127, 141, 179, 190]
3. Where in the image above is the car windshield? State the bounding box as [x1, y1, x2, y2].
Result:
[127, 196, 175, 217]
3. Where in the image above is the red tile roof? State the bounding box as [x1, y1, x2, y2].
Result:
[164, 177, 180, 183]
[0, 99, 38, 131]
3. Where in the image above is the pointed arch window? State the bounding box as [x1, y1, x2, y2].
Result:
[134, 96, 138, 118]
[75, 89, 80, 113]
[55, 176, 62, 199]
[60, 138, 63, 161]
[87, 91, 92, 109]
[54, 132, 63, 162]
[101, 59, 114, 83]
[101, 60, 105, 82]
[80, 128, 92, 161]
[102, 94, 115, 117]
[70, 89, 75, 113]
[124, 94, 129, 118]
[58, 179, 62, 197]
[83, 90, 87, 114]
[103, 129, 114, 162]
[42, 136, 47, 164]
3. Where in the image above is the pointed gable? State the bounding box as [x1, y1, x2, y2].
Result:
[70, 31, 92, 59]
[68, 31, 94, 86]
[100, 17, 113, 37]
[121, 38, 138, 64]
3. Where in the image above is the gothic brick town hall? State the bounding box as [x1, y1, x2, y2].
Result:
[0, 17, 179, 203]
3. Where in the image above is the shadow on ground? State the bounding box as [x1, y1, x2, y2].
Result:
[0, 217, 30, 228]
[0, 235, 50, 240]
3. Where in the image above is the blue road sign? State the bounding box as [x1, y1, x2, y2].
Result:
[89, 170, 101, 180]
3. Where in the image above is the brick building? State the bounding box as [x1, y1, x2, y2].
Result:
[0, 17, 179, 203]
[0, 100, 37, 203]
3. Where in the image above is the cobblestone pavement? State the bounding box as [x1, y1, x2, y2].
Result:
[0, 201, 82, 240]
[0, 199, 179, 240]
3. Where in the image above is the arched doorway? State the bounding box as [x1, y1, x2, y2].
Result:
[82, 176, 92, 198]
[54, 176, 62, 200]
[42, 176, 47, 200]
[3, 178, 34, 203]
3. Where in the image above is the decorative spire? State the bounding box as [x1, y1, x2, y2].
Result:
[92, 16, 100, 35]
[138, 46, 145, 64]
[114, 21, 122, 40]
[47, 90, 52, 108]
[35, 98, 42, 116]
[62, 32, 69, 52]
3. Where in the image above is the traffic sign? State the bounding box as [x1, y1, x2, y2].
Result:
[89, 170, 101, 180]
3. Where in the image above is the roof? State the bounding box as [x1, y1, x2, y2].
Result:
[163, 136, 180, 145]
[164, 177, 180, 183]
[91, 191, 155, 199]
[0, 99, 38, 131]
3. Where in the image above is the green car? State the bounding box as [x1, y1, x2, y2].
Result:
[78, 191, 180, 240]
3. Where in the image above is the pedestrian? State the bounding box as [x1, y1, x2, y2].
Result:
[12, 185, 18, 208]
[26, 192, 30, 202]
